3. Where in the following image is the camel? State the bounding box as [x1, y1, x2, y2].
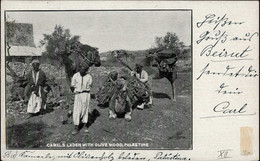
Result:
[146, 49, 178, 101]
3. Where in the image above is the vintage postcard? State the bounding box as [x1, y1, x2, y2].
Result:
[1, 1, 259, 161]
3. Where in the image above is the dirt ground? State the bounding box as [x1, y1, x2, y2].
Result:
[6, 65, 192, 150]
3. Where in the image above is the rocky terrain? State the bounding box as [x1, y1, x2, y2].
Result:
[5, 57, 192, 149]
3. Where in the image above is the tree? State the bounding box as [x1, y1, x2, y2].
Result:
[182, 45, 191, 59]
[40, 25, 96, 86]
[153, 32, 185, 59]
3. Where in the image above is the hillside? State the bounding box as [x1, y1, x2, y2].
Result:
[100, 48, 191, 74]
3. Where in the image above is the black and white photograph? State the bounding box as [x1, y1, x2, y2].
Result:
[4, 10, 192, 150]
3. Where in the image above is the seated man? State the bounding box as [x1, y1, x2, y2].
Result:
[131, 63, 152, 110]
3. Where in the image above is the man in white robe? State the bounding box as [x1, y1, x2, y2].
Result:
[71, 64, 92, 135]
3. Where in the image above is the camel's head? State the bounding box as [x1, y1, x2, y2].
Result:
[91, 50, 101, 67]
[146, 51, 159, 67]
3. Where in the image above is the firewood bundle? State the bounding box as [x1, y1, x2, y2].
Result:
[96, 69, 150, 108]
[154, 49, 178, 73]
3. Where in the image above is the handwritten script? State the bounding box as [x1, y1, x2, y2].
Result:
[3, 151, 191, 161]
[197, 14, 258, 119]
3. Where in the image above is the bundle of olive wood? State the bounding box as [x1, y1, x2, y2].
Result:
[96, 70, 150, 107]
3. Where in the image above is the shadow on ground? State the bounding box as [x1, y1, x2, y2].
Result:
[86, 109, 101, 128]
[152, 91, 171, 99]
[39, 106, 54, 115]
[6, 121, 52, 148]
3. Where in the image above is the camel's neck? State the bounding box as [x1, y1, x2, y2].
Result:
[62, 55, 76, 82]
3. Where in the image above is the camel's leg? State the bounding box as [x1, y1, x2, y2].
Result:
[171, 80, 176, 102]
[167, 73, 176, 102]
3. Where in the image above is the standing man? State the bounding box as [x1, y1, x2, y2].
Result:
[131, 63, 153, 110]
[25, 59, 48, 118]
[71, 63, 92, 135]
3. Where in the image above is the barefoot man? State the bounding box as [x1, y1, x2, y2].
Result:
[25, 59, 48, 118]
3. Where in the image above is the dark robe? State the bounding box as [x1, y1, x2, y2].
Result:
[24, 70, 48, 105]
